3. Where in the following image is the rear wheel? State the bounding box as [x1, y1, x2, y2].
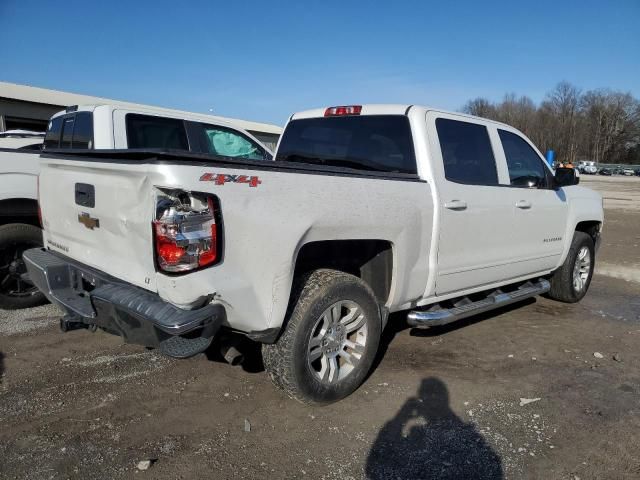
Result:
[263, 269, 381, 405]
[547, 231, 595, 303]
[0, 223, 47, 310]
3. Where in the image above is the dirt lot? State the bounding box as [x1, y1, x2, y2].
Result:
[1, 176, 639, 480]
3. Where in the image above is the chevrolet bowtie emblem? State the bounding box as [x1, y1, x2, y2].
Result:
[78, 212, 100, 230]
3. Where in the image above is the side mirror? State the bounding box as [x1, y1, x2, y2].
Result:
[554, 167, 579, 188]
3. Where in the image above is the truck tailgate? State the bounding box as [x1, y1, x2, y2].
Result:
[39, 158, 157, 291]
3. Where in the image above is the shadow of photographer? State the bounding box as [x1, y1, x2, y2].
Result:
[366, 377, 503, 479]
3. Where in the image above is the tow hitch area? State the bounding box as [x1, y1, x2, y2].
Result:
[23, 247, 225, 358]
[59, 314, 96, 332]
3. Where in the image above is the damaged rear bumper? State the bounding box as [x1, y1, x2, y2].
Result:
[23, 248, 224, 358]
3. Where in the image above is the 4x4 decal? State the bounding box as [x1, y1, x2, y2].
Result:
[199, 173, 261, 187]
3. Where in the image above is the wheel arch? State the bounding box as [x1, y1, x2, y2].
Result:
[0, 198, 40, 227]
[575, 220, 602, 246]
[292, 239, 395, 306]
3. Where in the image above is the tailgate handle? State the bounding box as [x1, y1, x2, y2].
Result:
[75, 183, 95, 208]
[444, 200, 467, 210]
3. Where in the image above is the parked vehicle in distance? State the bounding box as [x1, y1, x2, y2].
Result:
[43, 104, 280, 161]
[577, 160, 598, 174]
[0, 106, 281, 310]
[0, 130, 45, 149]
[599, 168, 612, 176]
[622, 168, 635, 176]
[26, 104, 603, 403]
[635, 169, 640, 177]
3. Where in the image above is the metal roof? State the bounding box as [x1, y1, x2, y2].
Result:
[0, 81, 283, 134]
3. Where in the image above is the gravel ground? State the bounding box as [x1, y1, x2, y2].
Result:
[0, 176, 638, 479]
[0, 304, 61, 336]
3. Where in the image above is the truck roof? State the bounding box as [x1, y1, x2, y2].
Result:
[50, 104, 283, 135]
[290, 104, 515, 129]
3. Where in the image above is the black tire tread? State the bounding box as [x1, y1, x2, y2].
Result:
[262, 269, 379, 405]
[0, 223, 46, 310]
[547, 231, 594, 303]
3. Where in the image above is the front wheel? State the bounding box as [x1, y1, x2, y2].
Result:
[547, 231, 595, 303]
[0, 223, 47, 310]
[263, 269, 381, 405]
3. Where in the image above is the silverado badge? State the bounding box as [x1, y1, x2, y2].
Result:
[78, 212, 100, 230]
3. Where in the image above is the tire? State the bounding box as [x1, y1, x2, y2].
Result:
[547, 231, 595, 303]
[263, 269, 382, 405]
[0, 223, 47, 310]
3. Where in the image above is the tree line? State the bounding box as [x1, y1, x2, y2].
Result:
[462, 82, 640, 165]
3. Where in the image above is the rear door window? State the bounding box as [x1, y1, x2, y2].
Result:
[436, 118, 498, 186]
[276, 115, 417, 174]
[126, 114, 189, 150]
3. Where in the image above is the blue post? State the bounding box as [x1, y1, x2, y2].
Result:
[545, 149, 555, 167]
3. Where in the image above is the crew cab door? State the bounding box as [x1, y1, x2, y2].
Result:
[427, 112, 516, 295]
[495, 128, 568, 272]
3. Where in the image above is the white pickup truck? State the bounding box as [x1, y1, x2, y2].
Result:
[0, 131, 46, 309]
[25, 104, 603, 404]
[0, 105, 280, 309]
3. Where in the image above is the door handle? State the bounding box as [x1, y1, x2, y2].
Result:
[444, 200, 467, 210]
[515, 200, 532, 209]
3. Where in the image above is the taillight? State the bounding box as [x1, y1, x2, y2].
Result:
[324, 105, 362, 117]
[153, 191, 220, 273]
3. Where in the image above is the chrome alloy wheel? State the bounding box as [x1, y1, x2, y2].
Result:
[572, 246, 591, 293]
[307, 300, 368, 384]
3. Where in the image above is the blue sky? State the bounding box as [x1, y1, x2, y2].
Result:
[1, 0, 639, 125]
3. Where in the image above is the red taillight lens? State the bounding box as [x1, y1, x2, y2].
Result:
[156, 236, 186, 266]
[153, 192, 220, 273]
[324, 105, 362, 117]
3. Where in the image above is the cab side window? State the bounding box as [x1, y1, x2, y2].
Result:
[499, 130, 548, 188]
[126, 114, 189, 150]
[200, 124, 267, 160]
[436, 118, 499, 186]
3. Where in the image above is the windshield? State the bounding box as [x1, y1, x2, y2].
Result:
[276, 115, 417, 174]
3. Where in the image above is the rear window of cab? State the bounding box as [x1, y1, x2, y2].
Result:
[44, 112, 94, 149]
[276, 115, 417, 174]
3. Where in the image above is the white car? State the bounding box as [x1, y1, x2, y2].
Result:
[622, 168, 635, 176]
[25, 104, 603, 403]
[0, 105, 281, 309]
[577, 161, 598, 175]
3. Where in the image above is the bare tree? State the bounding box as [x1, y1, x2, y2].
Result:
[459, 82, 640, 165]
[461, 98, 495, 119]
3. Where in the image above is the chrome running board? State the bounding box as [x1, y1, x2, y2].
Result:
[407, 279, 550, 327]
